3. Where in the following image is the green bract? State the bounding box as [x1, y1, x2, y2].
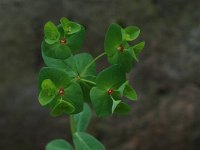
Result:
[38, 67, 84, 116]
[42, 18, 85, 68]
[38, 18, 145, 150]
[44, 21, 60, 45]
[104, 23, 145, 72]
[60, 17, 82, 34]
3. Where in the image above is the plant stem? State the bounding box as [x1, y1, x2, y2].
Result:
[80, 78, 96, 85]
[70, 115, 76, 134]
[81, 52, 106, 76]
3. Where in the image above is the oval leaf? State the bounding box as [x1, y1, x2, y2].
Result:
[90, 87, 112, 117]
[73, 103, 92, 132]
[39, 79, 57, 106]
[46, 139, 73, 150]
[51, 99, 75, 116]
[44, 21, 60, 44]
[104, 23, 122, 57]
[73, 132, 105, 150]
[124, 26, 140, 41]
[96, 65, 126, 90]
[131, 42, 145, 61]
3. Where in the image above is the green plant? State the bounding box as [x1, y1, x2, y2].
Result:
[38, 17, 145, 150]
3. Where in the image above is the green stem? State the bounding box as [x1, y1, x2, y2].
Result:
[80, 78, 96, 85]
[81, 52, 106, 76]
[70, 115, 76, 134]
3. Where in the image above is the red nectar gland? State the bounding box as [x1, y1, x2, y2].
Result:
[60, 38, 67, 44]
[117, 45, 124, 52]
[107, 89, 113, 95]
[58, 88, 65, 96]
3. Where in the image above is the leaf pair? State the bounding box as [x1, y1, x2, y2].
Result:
[38, 67, 84, 116]
[42, 18, 85, 67]
[90, 65, 137, 117]
[46, 104, 105, 150]
[104, 23, 145, 72]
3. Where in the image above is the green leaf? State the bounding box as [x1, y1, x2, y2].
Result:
[108, 49, 133, 72]
[60, 17, 81, 34]
[90, 87, 112, 117]
[124, 26, 140, 41]
[44, 21, 60, 44]
[111, 99, 121, 114]
[46, 139, 73, 150]
[114, 102, 132, 115]
[63, 25, 85, 52]
[38, 67, 70, 91]
[131, 42, 145, 61]
[104, 23, 122, 57]
[39, 79, 57, 106]
[41, 41, 72, 68]
[73, 132, 105, 150]
[96, 65, 126, 90]
[63, 82, 84, 113]
[41, 48, 67, 69]
[51, 99, 75, 116]
[60, 17, 70, 27]
[64, 53, 96, 79]
[117, 81, 137, 100]
[73, 103, 92, 132]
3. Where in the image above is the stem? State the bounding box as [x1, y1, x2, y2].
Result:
[80, 78, 96, 85]
[81, 52, 106, 76]
[70, 115, 76, 134]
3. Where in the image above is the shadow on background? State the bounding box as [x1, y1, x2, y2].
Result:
[0, 0, 200, 149]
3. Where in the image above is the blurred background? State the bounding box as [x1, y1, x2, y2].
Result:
[0, 0, 200, 149]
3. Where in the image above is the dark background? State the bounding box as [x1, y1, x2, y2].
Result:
[0, 0, 200, 150]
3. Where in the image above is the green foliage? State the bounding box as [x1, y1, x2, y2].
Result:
[73, 103, 92, 132]
[44, 21, 60, 44]
[46, 139, 73, 150]
[104, 23, 144, 72]
[73, 132, 105, 150]
[38, 17, 145, 150]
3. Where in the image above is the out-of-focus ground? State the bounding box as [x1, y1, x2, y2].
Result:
[0, 0, 200, 150]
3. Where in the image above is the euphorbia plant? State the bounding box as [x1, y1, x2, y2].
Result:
[38, 17, 145, 150]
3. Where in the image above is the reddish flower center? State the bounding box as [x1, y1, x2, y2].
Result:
[107, 89, 113, 95]
[58, 88, 65, 96]
[117, 45, 124, 52]
[60, 38, 67, 44]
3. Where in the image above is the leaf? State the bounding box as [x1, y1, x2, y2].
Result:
[111, 99, 121, 114]
[60, 17, 81, 34]
[131, 42, 145, 61]
[46, 139, 73, 150]
[117, 81, 137, 100]
[96, 65, 126, 90]
[39, 79, 57, 106]
[66, 26, 85, 52]
[44, 21, 60, 44]
[73, 132, 105, 150]
[51, 99, 75, 116]
[64, 53, 96, 79]
[124, 26, 140, 41]
[60, 17, 70, 28]
[104, 23, 122, 57]
[114, 102, 132, 115]
[108, 49, 133, 72]
[41, 42, 71, 61]
[73, 103, 92, 132]
[38, 67, 70, 91]
[63, 82, 84, 113]
[41, 49, 68, 69]
[90, 87, 112, 117]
